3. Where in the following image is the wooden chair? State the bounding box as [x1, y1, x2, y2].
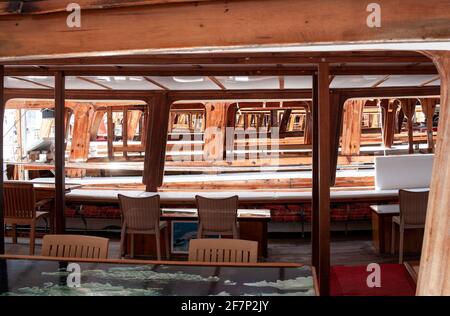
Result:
[3, 182, 52, 255]
[188, 238, 258, 263]
[41, 234, 109, 259]
[118, 194, 169, 260]
[195, 195, 239, 239]
[391, 189, 429, 263]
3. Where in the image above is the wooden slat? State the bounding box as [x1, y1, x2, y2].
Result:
[1, 0, 450, 60]
[417, 51, 450, 296]
[54, 72, 66, 234]
[341, 99, 365, 155]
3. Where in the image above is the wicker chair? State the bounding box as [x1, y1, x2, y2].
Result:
[41, 234, 109, 259]
[118, 194, 169, 260]
[195, 195, 239, 239]
[3, 182, 52, 255]
[188, 238, 258, 263]
[391, 189, 429, 263]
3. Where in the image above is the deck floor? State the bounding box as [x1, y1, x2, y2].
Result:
[3, 232, 419, 266]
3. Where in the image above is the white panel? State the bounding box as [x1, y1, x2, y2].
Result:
[375, 154, 434, 190]
[147, 76, 218, 90]
[215, 76, 279, 90]
[5, 76, 54, 89]
[284, 76, 312, 89]
[331, 75, 387, 88]
[83, 76, 162, 90]
[66, 77, 104, 90]
[379, 75, 440, 87]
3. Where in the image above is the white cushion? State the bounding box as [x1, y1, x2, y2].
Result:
[375, 154, 434, 190]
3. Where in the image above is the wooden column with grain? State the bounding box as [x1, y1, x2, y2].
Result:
[0, 65, 5, 254]
[54, 72, 66, 234]
[379, 99, 399, 148]
[421, 98, 438, 153]
[417, 51, 450, 296]
[203, 102, 230, 161]
[67, 103, 95, 177]
[304, 102, 313, 145]
[317, 63, 331, 296]
[401, 98, 417, 154]
[144, 93, 170, 192]
[341, 99, 365, 156]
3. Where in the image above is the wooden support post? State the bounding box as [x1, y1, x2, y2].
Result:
[0, 65, 4, 254]
[417, 52, 450, 296]
[270, 110, 279, 128]
[122, 108, 128, 159]
[107, 107, 114, 160]
[304, 103, 313, 145]
[421, 98, 438, 153]
[317, 63, 331, 296]
[127, 110, 143, 141]
[341, 99, 365, 156]
[379, 99, 399, 148]
[330, 93, 344, 186]
[54, 72, 66, 234]
[144, 93, 170, 192]
[401, 99, 417, 154]
[312, 73, 320, 272]
[141, 107, 149, 148]
[279, 109, 292, 136]
[203, 102, 230, 161]
[67, 103, 94, 177]
[90, 110, 106, 141]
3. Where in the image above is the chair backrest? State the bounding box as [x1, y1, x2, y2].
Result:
[196, 195, 238, 233]
[3, 182, 36, 219]
[118, 194, 161, 231]
[399, 189, 429, 225]
[188, 238, 258, 263]
[41, 235, 109, 259]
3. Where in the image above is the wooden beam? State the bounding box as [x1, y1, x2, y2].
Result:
[371, 75, 391, 88]
[419, 75, 440, 87]
[90, 110, 106, 141]
[341, 99, 365, 155]
[0, 65, 4, 254]
[127, 110, 143, 141]
[0, 0, 209, 16]
[279, 76, 285, 90]
[329, 93, 344, 186]
[144, 93, 170, 191]
[417, 51, 450, 296]
[54, 72, 66, 234]
[1, 0, 450, 61]
[122, 108, 129, 159]
[317, 63, 331, 296]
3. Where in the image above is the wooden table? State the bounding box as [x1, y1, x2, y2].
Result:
[127, 208, 271, 259]
[0, 256, 316, 296]
[370, 204, 424, 254]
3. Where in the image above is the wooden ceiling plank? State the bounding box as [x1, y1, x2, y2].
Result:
[279, 76, 285, 90]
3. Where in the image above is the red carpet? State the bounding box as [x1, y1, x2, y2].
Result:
[330, 264, 416, 296]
